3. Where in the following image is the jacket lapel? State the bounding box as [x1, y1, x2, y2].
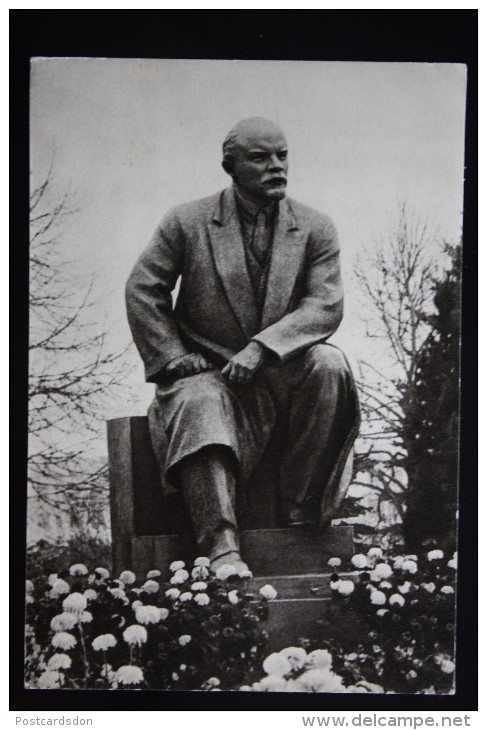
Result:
[209, 188, 260, 338]
[261, 198, 305, 329]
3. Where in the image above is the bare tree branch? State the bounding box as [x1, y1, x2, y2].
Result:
[28, 168, 134, 531]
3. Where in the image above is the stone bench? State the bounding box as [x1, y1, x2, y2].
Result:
[107, 416, 354, 649]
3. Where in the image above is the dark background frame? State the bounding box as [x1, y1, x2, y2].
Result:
[10, 9, 478, 713]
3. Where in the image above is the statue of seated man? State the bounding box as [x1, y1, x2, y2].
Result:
[125, 117, 360, 575]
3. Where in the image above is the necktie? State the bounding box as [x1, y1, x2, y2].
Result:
[250, 210, 268, 266]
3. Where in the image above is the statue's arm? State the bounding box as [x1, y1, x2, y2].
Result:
[252, 216, 344, 362]
[125, 211, 190, 382]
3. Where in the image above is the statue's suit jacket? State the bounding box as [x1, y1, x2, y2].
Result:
[126, 187, 359, 525]
[126, 187, 345, 381]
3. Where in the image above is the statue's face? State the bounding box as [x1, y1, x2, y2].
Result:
[230, 125, 288, 205]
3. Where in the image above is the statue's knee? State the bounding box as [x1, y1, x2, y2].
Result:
[179, 374, 231, 415]
[306, 345, 349, 378]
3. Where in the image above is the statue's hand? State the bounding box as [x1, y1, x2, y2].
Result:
[164, 353, 214, 379]
[221, 342, 269, 385]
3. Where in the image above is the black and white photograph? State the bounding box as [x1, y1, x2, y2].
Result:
[24, 56, 467, 698]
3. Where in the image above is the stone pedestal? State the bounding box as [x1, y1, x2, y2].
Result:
[107, 416, 354, 651]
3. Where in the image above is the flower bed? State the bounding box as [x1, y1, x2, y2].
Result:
[317, 548, 457, 694]
[241, 646, 383, 693]
[25, 558, 275, 690]
[25, 548, 457, 694]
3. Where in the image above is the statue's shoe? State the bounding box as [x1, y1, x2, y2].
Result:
[210, 550, 252, 578]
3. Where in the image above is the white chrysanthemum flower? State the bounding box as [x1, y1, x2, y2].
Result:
[111, 579, 125, 590]
[170, 569, 190, 585]
[48, 573, 59, 587]
[367, 547, 383, 558]
[393, 556, 405, 570]
[206, 677, 220, 687]
[62, 592, 87, 613]
[253, 675, 288, 692]
[379, 581, 393, 590]
[404, 554, 418, 561]
[83, 589, 98, 602]
[92, 634, 117, 651]
[123, 624, 148, 646]
[330, 579, 341, 591]
[377, 608, 389, 617]
[441, 585, 455, 595]
[368, 570, 383, 583]
[94, 567, 110, 580]
[448, 554, 458, 569]
[78, 611, 93, 624]
[134, 605, 161, 625]
[280, 646, 307, 670]
[165, 587, 180, 600]
[228, 590, 239, 605]
[389, 593, 405, 607]
[337, 579, 355, 596]
[146, 569, 161, 579]
[397, 582, 412, 594]
[109, 588, 128, 603]
[194, 592, 210, 606]
[180, 592, 193, 602]
[141, 580, 160, 594]
[37, 670, 62, 689]
[130, 588, 142, 596]
[327, 557, 342, 568]
[194, 557, 210, 567]
[263, 652, 292, 677]
[50, 579, 70, 597]
[26, 579, 34, 594]
[115, 665, 144, 686]
[132, 600, 143, 609]
[307, 649, 332, 670]
[259, 584, 278, 600]
[169, 560, 186, 572]
[427, 549, 444, 561]
[215, 564, 237, 580]
[26, 595, 34, 605]
[51, 632, 76, 650]
[191, 581, 208, 592]
[351, 554, 368, 569]
[297, 668, 345, 693]
[50, 612, 77, 632]
[402, 560, 418, 574]
[159, 607, 169, 620]
[440, 659, 455, 674]
[421, 582, 436, 593]
[69, 563, 88, 576]
[178, 634, 191, 646]
[47, 653, 72, 670]
[373, 563, 393, 579]
[370, 590, 387, 606]
[119, 570, 136, 585]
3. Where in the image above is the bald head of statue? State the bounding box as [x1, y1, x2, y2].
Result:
[222, 117, 289, 206]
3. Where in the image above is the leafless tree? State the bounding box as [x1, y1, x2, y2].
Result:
[29, 169, 133, 534]
[351, 205, 441, 539]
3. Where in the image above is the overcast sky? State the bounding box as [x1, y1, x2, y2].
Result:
[30, 58, 467, 415]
